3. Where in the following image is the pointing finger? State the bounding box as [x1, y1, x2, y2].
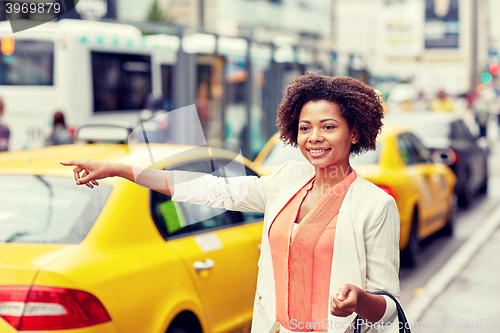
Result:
[60, 160, 81, 166]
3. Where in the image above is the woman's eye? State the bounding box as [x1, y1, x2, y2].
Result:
[324, 125, 334, 130]
[300, 126, 309, 131]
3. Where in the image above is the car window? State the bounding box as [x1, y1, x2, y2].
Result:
[398, 133, 431, 165]
[150, 159, 264, 240]
[407, 134, 432, 164]
[0, 175, 112, 244]
[400, 133, 431, 165]
[397, 135, 412, 165]
[454, 120, 474, 141]
[450, 122, 463, 140]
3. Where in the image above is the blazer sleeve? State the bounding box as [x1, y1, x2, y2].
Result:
[171, 162, 289, 213]
[363, 195, 401, 324]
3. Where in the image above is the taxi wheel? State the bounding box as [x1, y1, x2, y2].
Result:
[401, 211, 419, 267]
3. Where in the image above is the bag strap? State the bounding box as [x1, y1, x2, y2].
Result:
[353, 291, 411, 333]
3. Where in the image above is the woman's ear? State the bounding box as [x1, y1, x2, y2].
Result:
[351, 129, 360, 145]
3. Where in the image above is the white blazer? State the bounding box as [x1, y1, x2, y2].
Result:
[172, 161, 400, 333]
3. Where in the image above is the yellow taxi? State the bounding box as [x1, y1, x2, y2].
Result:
[253, 126, 456, 267]
[0, 138, 263, 332]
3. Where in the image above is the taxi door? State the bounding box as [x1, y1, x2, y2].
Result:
[401, 134, 449, 236]
[168, 218, 260, 333]
[157, 158, 262, 333]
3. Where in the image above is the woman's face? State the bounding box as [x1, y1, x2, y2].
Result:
[297, 100, 358, 169]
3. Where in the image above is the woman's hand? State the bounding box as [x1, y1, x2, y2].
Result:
[60, 159, 115, 188]
[61, 160, 173, 196]
[330, 283, 360, 317]
[331, 284, 387, 323]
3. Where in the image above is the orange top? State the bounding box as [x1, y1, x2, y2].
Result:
[269, 172, 357, 332]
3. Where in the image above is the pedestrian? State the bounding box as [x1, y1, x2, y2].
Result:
[431, 89, 455, 112]
[474, 87, 494, 138]
[61, 72, 400, 333]
[45, 111, 73, 146]
[0, 96, 10, 152]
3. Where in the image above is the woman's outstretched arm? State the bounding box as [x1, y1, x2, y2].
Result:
[60, 160, 174, 196]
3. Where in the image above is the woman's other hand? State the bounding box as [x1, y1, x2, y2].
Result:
[60, 159, 114, 189]
[331, 284, 387, 323]
[330, 283, 359, 317]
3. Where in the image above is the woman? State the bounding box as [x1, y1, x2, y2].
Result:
[61, 72, 400, 333]
[45, 111, 74, 146]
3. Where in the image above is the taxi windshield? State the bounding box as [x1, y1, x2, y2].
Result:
[0, 175, 111, 244]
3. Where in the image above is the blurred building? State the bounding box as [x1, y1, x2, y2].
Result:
[118, 0, 332, 49]
[335, 0, 489, 95]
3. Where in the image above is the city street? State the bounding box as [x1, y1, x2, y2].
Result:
[399, 142, 500, 305]
[2, 0, 500, 331]
[397, 134, 500, 330]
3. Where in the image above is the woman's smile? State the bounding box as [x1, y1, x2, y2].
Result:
[306, 147, 331, 158]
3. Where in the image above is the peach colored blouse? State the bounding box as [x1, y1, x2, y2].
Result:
[269, 172, 356, 332]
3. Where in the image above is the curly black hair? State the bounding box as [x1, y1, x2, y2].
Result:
[276, 72, 384, 155]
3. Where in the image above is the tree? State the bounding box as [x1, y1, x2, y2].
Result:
[146, 0, 174, 23]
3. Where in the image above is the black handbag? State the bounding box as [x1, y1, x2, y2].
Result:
[354, 291, 411, 333]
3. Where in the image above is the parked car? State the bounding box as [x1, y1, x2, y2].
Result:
[0, 130, 264, 333]
[253, 125, 456, 267]
[385, 112, 489, 208]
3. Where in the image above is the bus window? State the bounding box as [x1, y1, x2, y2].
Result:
[0, 40, 54, 86]
[161, 64, 173, 111]
[91, 52, 152, 112]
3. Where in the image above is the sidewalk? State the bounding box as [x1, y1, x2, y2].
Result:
[413, 227, 500, 332]
[400, 168, 500, 333]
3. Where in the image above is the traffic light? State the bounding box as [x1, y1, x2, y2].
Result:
[0, 37, 15, 56]
[489, 63, 500, 76]
[481, 72, 493, 84]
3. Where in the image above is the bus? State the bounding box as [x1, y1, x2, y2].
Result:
[0, 19, 178, 150]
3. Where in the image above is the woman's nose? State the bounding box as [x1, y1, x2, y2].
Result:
[308, 129, 323, 142]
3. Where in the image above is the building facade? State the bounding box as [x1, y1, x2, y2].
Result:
[335, 0, 489, 95]
[118, 0, 332, 48]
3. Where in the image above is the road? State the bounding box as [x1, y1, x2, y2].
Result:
[399, 139, 500, 308]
